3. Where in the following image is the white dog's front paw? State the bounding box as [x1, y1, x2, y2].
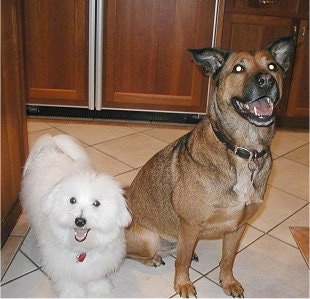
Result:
[55, 281, 87, 298]
[87, 278, 113, 297]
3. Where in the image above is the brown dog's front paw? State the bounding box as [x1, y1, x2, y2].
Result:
[220, 278, 244, 298]
[175, 282, 197, 298]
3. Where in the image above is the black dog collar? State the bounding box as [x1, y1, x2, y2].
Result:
[212, 126, 268, 161]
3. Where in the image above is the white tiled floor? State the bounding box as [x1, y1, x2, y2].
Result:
[1, 117, 309, 298]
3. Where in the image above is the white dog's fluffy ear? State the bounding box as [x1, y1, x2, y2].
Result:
[41, 186, 58, 215]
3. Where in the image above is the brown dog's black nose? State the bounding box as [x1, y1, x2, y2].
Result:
[256, 72, 275, 89]
[75, 217, 86, 227]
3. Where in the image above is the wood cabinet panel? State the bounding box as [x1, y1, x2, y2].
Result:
[21, 0, 89, 106]
[286, 19, 309, 117]
[221, 13, 294, 51]
[104, 0, 215, 113]
[1, 0, 28, 245]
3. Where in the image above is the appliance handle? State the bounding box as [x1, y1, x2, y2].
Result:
[88, 0, 96, 110]
[95, 0, 104, 110]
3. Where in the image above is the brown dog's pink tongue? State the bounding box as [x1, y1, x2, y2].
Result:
[74, 228, 89, 242]
[249, 97, 273, 116]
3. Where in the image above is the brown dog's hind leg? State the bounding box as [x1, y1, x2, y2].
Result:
[126, 221, 164, 267]
[219, 224, 247, 298]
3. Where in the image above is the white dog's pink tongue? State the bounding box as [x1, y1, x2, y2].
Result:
[74, 228, 89, 242]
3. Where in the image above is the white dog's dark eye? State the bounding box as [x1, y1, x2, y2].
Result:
[92, 200, 101, 207]
[70, 197, 77, 204]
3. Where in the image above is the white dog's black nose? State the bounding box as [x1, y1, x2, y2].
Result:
[75, 217, 87, 227]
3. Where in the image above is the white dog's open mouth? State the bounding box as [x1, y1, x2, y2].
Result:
[74, 228, 90, 242]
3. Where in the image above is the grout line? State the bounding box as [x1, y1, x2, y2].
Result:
[243, 202, 309, 253]
[272, 143, 309, 164]
[19, 249, 42, 270]
[266, 183, 309, 203]
[1, 231, 29, 282]
[85, 145, 135, 170]
[1, 268, 41, 287]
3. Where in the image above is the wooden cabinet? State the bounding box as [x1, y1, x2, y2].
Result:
[103, 0, 216, 113]
[218, 0, 309, 126]
[1, 0, 29, 246]
[286, 19, 309, 117]
[21, 0, 89, 107]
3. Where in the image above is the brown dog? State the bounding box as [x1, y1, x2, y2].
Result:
[125, 35, 294, 298]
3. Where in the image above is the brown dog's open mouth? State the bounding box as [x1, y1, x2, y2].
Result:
[74, 228, 90, 242]
[232, 96, 275, 126]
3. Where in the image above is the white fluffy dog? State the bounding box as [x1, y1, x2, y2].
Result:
[20, 134, 132, 297]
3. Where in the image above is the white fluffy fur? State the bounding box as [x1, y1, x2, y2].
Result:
[20, 134, 132, 297]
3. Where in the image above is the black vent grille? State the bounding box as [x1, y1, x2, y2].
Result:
[26, 106, 204, 124]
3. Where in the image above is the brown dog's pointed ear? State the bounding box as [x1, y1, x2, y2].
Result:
[188, 48, 230, 76]
[265, 34, 295, 72]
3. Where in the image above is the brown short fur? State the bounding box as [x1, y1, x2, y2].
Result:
[125, 36, 294, 298]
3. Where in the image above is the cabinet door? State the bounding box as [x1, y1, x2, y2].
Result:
[104, 0, 215, 113]
[22, 0, 89, 106]
[220, 13, 295, 116]
[286, 20, 309, 117]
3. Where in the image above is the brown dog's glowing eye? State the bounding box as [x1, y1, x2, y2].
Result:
[268, 63, 277, 71]
[92, 200, 101, 207]
[233, 64, 244, 73]
[70, 197, 77, 204]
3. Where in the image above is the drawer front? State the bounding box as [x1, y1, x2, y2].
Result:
[225, 0, 305, 18]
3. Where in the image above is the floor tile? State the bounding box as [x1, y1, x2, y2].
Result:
[207, 234, 309, 298]
[1, 236, 23, 279]
[268, 205, 309, 247]
[20, 230, 42, 267]
[1, 252, 38, 284]
[128, 122, 193, 133]
[271, 130, 308, 156]
[286, 129, 309, 142]
[11, 213, 29, 237]
[249, 185, 307, 232]
[283, 144, 309, 166]
[52, 122, 137, 145]
[143, 127, 190, 144]
[94, 133, 167, 168]
[1, 269, 55, 298]
[26, 119, 53, 133]
[115, 169, 140, 188]
[85, 146, 133, 176]
[268, 157, 309, 200]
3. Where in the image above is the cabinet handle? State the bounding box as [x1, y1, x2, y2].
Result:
[300, 27, 306, 41]
[298, 27, 306, 46]
[258, 0, 275, 5]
